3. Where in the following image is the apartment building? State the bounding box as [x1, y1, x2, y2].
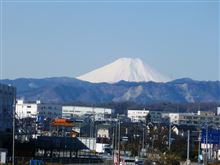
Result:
[162, 110, 220, 126]
[16, 99, 62, 119]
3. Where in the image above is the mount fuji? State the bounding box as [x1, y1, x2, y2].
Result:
[2, 59, 219, 104]
[77, 58, 170, 83]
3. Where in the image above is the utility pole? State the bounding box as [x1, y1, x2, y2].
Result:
[12, 95, 16, 165]
[89, 120, 91, 150]
[205, 125, 208, 165]
[142, 127, 145, 150]
[168, 122, 171, 150]
[114, 115, 118, 165]
[118, 118, 120, 164]
[115, 119, 118, 156]
[94, 124, 96, 151]
[112, 127, 115, 157]
[186, 130, 190, 165]
[197, 130, 201, 165]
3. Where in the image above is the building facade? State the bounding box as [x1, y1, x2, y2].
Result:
[217, 107, 220, 115]
[162, 110, 220, 126]
[97, 128, 109, 138]
[149, 111, 164, 123]
[16, 99, 62, 119]
[127, 109, 149, 122]
[62, 106, 113, 120]
[0, 84, 16, 132]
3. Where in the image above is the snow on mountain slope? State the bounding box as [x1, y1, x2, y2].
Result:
[77, 58, 170, 83]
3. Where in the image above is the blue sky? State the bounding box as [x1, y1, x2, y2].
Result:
[1, 1, 219, 80]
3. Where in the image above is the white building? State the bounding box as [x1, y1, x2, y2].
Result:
[97, 128, 109, 138]
[16, 99, 62, 119]
[217, 107, 220, 116]
[162, 110, 220, 126]
[62, 106, 113, 120]
[78, 137, 96, 151]
[127, 109, 149, 122]
[162, 113, 183, 125]
[96, 143, 110, 153]
[78, 137, 109, 153]
[0, 84, 16, 132]
[16, 100, 38, 118]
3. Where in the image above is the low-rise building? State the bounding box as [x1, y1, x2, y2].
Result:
[16, 99, 62, 119]
[217, 107, 220, 115]
[162, 110, 220, 126]
[149, 111, 163, 123]
[62, 106, 113, 120]
[127, 109, 149, 122]
[162, 113, 182, 125]
[16, 100, 38, 118]
[96, 124, 112, 139]
[78, 137, 96, 151]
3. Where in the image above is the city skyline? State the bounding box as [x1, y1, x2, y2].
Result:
[0, 1, 219, 81]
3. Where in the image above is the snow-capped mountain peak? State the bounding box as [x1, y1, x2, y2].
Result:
[77, 57, 170, 83]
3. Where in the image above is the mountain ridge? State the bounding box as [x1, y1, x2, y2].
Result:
[1, 77, 219, 104]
